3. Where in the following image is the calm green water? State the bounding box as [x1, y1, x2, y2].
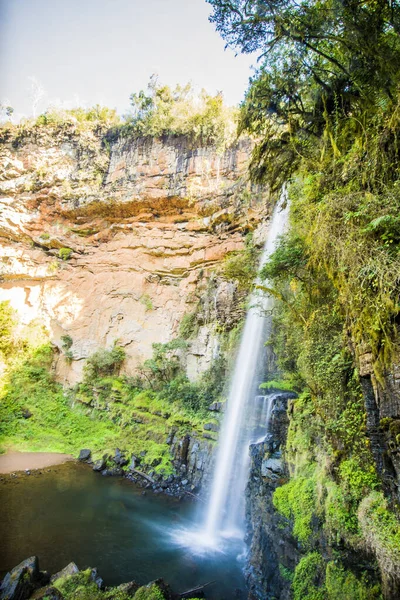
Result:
[0, 462, 246, 599]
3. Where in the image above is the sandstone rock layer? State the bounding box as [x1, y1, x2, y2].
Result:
[0, 127, 271, 383]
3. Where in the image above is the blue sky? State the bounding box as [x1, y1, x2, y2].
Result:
[0, 0, 255, 119]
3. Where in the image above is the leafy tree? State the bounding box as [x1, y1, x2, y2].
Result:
[207, 0, 400, 187]
[126, 76, 238, 149]
[141, 339, 187, 388]
[83, 344, 126, 380]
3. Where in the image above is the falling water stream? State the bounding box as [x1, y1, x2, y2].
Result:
[172, 192, 289, 558]
[199, 191, 289, 548]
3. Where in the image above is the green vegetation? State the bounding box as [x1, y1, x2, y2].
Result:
[359, 492, 400, 579]
[292, 552, 326, 600]
[259, 378, 295, 393]
[0, 342, 124, 457]
[61, 334, 74, 363]
[278, 564, 294, 584]
[220, 233, 258, 290]
[83, 344, 126, 379]
[0, 301, 16, 358]
[273, 472, 317, 544]
[291, 553, 381, 600]
[58, 247, 73, 261]
[325, 562, 382, 600]
[207, 0, 400, 595]
[0, 104, 120, 148]
[53, 569, 168, 600]
[140, 294, 154, 312]
[179, 312, 199, 340]
[133, 584, 165, 600]
[124, 76, 238, 151]
[35, 105, 120, 129]
[1, 78, 238, 156]
[0, 304, 225, 472]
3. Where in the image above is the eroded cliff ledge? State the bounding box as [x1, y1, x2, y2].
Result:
[0, 124, 271, 384]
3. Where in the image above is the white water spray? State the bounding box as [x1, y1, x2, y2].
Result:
[203, 193, 289, 541]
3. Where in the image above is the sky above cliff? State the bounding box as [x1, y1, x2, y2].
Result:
[0, 0, 255, 119]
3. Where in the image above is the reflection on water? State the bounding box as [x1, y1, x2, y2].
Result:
[0, 462, 246, 599]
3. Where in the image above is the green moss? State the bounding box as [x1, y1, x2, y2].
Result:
[325, 562, 382, 600]
[133, 583, 165, 600]
[273, 473, 317, 544]
[58, 247, 73, 260]
[292, 552, 326, 600]
[324, 480, 360, 541]
[358, 492, 400, 578]
[54, 569, 103, 600]
[54, 569, 134, 600]
[339, 459, 379, 501]
[259, 378, 296, 392]
[279, 564, 294, 583]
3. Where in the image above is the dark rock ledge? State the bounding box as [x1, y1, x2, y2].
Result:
[0, 556, 200, 600]
[77, 431, 215, 500]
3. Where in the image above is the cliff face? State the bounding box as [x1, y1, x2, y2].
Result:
[0, 126, 270, 384]
[245, 393, 299, 600]
[357, 342, 400, 502]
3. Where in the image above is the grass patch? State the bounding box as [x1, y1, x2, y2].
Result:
[0, 312, 220, 473]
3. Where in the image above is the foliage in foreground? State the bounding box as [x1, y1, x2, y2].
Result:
[291, 553, 381, 600]
[54, 568, 168, 600]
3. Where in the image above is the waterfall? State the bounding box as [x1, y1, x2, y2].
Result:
[203, 192, 289, 541]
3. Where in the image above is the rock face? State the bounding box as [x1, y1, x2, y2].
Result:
[357, 336, 400, 502]
[1, 557, 168, 600]
[125, 432, 215, 496]
[0, 127, 271, 385]
[0, 556, 47, 600]
[245, 393, 299, 600]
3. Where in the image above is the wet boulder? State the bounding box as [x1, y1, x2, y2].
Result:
[111, 581, 139, 597]
[92, 458, 106, 472]
[101, 467, 123, 477]
[89, 568, 103, 589]
[32, 586, 64, 600]
[114, 448, 128, 466]
[0, 556, 39, 600]
[137, 580, 173, 600]
[78, 449, 91, 462]
[128, 455, 139, 470]
[50, 563, 79, 584]
[261, 457, 284, 480]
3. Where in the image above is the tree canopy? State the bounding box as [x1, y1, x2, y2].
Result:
[126, 75, 238, 150]
[207, 0, 400, 187]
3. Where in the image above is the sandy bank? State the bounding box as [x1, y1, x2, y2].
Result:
[0, 452, 74, 474]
